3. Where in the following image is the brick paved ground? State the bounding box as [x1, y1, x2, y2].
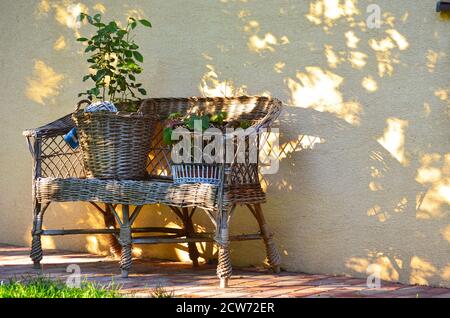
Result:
[1, 244, 449, 298]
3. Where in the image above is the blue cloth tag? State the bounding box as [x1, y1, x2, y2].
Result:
[63, 128, 79, 149]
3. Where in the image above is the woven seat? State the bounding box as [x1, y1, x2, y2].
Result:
[24, 96, 282, 288]
[36, 177, 218, 210]
[36, 177, 265, 209]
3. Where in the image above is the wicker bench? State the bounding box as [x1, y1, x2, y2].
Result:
[23, 96, 282, 288]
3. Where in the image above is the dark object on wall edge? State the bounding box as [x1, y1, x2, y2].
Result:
[437, 1, 450, 12]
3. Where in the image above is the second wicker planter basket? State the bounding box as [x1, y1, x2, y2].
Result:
[171, 163, 222, 185]
[72, 100, 155, 180]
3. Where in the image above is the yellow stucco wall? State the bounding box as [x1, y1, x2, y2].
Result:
[0, 0, 449, 288]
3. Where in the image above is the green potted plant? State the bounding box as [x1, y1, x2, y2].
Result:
[72, 13, 155, 180]
[162, 111, 252, 184]
[77, 12, 151, 110]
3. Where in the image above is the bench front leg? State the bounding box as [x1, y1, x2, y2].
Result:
[217, 241, 232, 288]
[216, 207, 232, 288]
[30, 201, 49, 269]
[119, 205, 132, 278]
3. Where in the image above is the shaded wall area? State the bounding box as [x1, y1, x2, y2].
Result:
[0, 0, 448, 287]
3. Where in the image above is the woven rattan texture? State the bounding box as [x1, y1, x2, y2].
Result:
[36, 177, 218, 210]
[73, 110, 156, 180]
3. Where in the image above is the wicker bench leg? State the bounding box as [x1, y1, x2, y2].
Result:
[30, 201, 48, 269]
[253, 204, 281, 273]
[216, 199, 232, 287]
[217, 243, 232, 288]
[183, 208, 200, 267]
[30, 235, 42, 269]
[119, 205, 132, 278]
[103, 205, 122, 257]
[120, 241, 132, 278]
[119, 225, 132, 278]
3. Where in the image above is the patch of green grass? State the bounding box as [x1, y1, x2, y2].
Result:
[0, 276, 121, 298]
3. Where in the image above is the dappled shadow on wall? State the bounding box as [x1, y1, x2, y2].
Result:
[210, 0, 449, 286]
[22, 0, 450, 284]
[261, 105, 449, 286]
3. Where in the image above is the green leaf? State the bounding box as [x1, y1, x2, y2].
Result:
[124, 50, 132, 58]
[163, 127, 174, 145]
[82, 75, 91, 82]
[138, 88, 147, 95]
[100, 21, 117, 34]
[240, 120, 252, 129]
[200, 115, 210, 130]
[90, 87, 100, 96]
[126, 61, 139, 71]
[185, 116, 210, 131]
[117, 29, 127, 37]
[94, 69, 108, 81]
[128, 74, 136, 81]
[93, 13, 101, 23]
[185, 116, 196, 130]
[133, 51, 143, 62]
[139, 19, 152, 27]
[85, 45, 96, 53]
[210, 113, 225, 125]
[77, 37, 89, 42]
[131, 21, 137, 29]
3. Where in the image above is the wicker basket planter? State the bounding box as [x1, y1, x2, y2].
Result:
[72, 101, 155, 180]
[171, 163, 222, 185]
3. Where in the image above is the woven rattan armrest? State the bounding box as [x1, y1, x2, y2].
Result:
[23, 114, 84, 179]
[251, 98, 282, 132]
[23, 114, 74, 138]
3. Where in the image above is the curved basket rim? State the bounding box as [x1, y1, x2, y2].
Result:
[72, 109, 157, 120]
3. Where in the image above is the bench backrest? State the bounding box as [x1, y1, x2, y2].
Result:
[139, 96, 282, 180]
